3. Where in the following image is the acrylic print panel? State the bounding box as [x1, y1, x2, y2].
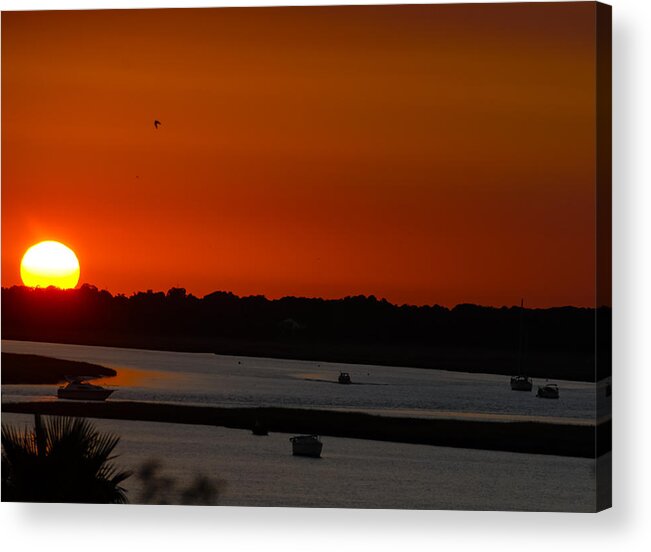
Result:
[0, 2, 611, 511]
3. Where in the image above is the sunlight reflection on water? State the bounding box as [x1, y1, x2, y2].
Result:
[2, 340, 607, 423]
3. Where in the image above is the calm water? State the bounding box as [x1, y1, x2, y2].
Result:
[1, 340, 607, 510]
[1, 340, 609, 423]
[1, 413, 599, 511]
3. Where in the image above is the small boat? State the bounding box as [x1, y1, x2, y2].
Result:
[251, 419, 268, 436]
[57, 376, 114, 401]
[536, 383, 560, 399]
[510, 375, 533, 392]
[338, 372, 351, 384]
[290, 435, 323, 458]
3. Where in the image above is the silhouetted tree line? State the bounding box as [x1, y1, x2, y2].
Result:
[1, 285, 611, 381]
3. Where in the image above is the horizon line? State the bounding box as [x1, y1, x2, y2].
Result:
[1, 283, 606, 311]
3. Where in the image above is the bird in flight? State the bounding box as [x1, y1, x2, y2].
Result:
[154, 120, 161, 129]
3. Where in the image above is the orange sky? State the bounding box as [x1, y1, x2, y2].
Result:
[2, 3, 599, 307]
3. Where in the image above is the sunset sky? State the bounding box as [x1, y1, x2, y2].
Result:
[2, 3, 599, 307]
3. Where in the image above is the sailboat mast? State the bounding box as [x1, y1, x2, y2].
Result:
[517, 298, 524, 376]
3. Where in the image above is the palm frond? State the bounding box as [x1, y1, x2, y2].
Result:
[2, 415, 131, 504]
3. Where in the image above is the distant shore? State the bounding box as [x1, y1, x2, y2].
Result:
[1, 352, 116, 384]
[2, 335, 597, 382]
[1, 400, 610, 458]
[3, 285, 609, 382]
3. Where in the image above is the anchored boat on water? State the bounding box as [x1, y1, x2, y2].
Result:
[290, 435, 323, 458]
[537, 383, 560, 399]
[510, 299, 533, 392]
[57, 376, 114, 401]
[510, 374, 533, 392]
[251, 419, 269, 436]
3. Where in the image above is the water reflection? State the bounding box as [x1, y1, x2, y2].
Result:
[2, 339, 604, 423]
[101, 366, 178, 388]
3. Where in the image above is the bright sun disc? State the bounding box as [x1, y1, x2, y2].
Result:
[20, 241, 80, 289]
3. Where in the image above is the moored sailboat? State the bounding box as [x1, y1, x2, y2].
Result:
[536, 383, 560, 399]
[511, 374, 533, 391]
[510, 299, 533, 391]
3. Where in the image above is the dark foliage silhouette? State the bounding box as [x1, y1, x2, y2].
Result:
[136, 459, 222, 505]
[1, 414, 131, 503]
[1, 284, 611, 381]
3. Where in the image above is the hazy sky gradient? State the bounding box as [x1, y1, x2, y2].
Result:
[2, 3, 598, 306]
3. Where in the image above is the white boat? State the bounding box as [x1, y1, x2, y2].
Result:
[536, 383, 560, 399]
[57, 376, 114, 401]
[290, 435, 323, 458]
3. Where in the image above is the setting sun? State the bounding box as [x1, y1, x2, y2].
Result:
[20, 241, 80, 289]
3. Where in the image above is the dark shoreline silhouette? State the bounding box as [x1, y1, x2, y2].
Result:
[1, 284, 611, 382]
[2, 400, 610, 459]
[1, 352, 116, 384]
